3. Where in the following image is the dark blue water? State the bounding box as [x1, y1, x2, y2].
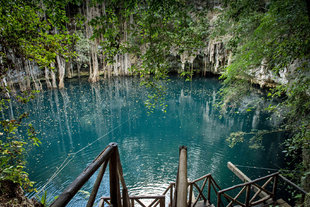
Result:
[8, 77, 285, 206]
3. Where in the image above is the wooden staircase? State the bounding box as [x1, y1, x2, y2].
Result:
[50, 143, 307, 207]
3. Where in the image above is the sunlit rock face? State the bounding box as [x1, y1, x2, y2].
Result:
[248, 59, 310, 87]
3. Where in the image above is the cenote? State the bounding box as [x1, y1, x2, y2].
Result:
[9, 76, 285, 206]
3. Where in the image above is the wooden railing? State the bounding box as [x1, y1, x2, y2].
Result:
[188, 173, 222, 207]
[187, 171, 308, 207]
[50, 142, 130, 207]
[101, 183, 176, 207]
[101, 195, 165, 207]
[50, 143, 308, 207]
[188, 172, 280, 207]
[217, 172, 279, 207]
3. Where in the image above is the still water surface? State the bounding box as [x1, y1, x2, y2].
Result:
[12, 77, 284, 206]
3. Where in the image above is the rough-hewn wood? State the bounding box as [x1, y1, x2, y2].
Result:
[227, 162, 269, 198]
[86, 161, 108, 207]
[109, 143, 122, 207]
[116, 149, 130, 207]
[50, 144, 115, 207]
[175, 146, 188, 207]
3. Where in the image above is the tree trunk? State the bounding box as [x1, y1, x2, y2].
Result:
[114, 55, 119, 76]
[89, 42, 100, 82]
[1, 78, 10, 98]
[66, 59, 73, 79]
[20, 58, 31, 90]
[27, 60, 42, 91]
[86, 0, 100, 83]
[56, 56, 66, 89]
[45, 67, 52, 89]
[77, 63, 81, 78]
[50, 63, 58, 88]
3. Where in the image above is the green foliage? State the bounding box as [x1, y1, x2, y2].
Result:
[0, 0, 75, 192]
[90, 0, 210, 111]
[35, 190, 58, 206]
[226, 129, 285, 149]
[215, 0, 310, 179]
[0, 0, 76, 74]
[74, 31, 91, 64]
[0, 91, 41, 192]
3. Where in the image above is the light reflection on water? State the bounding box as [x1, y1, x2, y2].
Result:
[7, 77, 285, 206]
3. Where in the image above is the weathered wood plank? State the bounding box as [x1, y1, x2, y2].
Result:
[227, 162, 269, 198]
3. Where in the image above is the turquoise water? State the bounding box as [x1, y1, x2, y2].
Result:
[9, 77, 285, 206]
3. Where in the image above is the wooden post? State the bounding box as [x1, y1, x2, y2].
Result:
[170, 184, 173, 207]
[188, 183, 193, 207]
[122, 188, 130, 207]
[160, 197, 165, 207]
[116, 149, 130, 207]
[109, 143, 122, 207]
[87, 161, 108, 207]
[208, 176, 211, 202]
[217, 192, 221, 207]
[175, 146, 188, 207]
[272, 174, 278, 202]
[245, 184, 251, 206]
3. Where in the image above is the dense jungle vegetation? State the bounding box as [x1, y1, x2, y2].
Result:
[0, 0, 309, 201]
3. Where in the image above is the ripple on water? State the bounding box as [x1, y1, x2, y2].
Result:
[11, 77, 286, 206]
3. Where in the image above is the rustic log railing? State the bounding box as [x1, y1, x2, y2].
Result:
[101, 195, 165, 207]
[278, 174, 308, 202]
[217, 172, 279, 207]
[188, 170, 308, 207]
[216, 171, 308, 207]
[50, 142, 130, 207]
[49, 143, 308, 207]
[188, 173, 222, 207]
[162, 183, 175, 207]
[101, 182, 176, 207]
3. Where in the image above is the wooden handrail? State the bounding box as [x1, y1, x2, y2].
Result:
[116, 147, 130, 207]
[50, 142, 129, 207]
[279, 174, 308, 195]
[226, 186, 246, 207]
[86, 161, 109, 207]
[189, 173, 226, 207]
[249, 177, 273, 203]
[218, 172, 279, 194]
[50, 144, 116, 207]
[189, 173, 212, 183]
[102, 195, 166, 207]
[216, 173, 279, 207]
[51, 146, 309, 207]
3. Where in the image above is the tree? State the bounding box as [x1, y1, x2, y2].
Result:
[214, 0, 310, 188]
[0, 0, 75, 190]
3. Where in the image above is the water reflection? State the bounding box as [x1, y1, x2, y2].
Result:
[6, 77, 285, 206]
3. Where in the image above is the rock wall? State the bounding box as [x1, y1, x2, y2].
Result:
[0, 180, 43, 207]
[202, 40, 230, 75]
